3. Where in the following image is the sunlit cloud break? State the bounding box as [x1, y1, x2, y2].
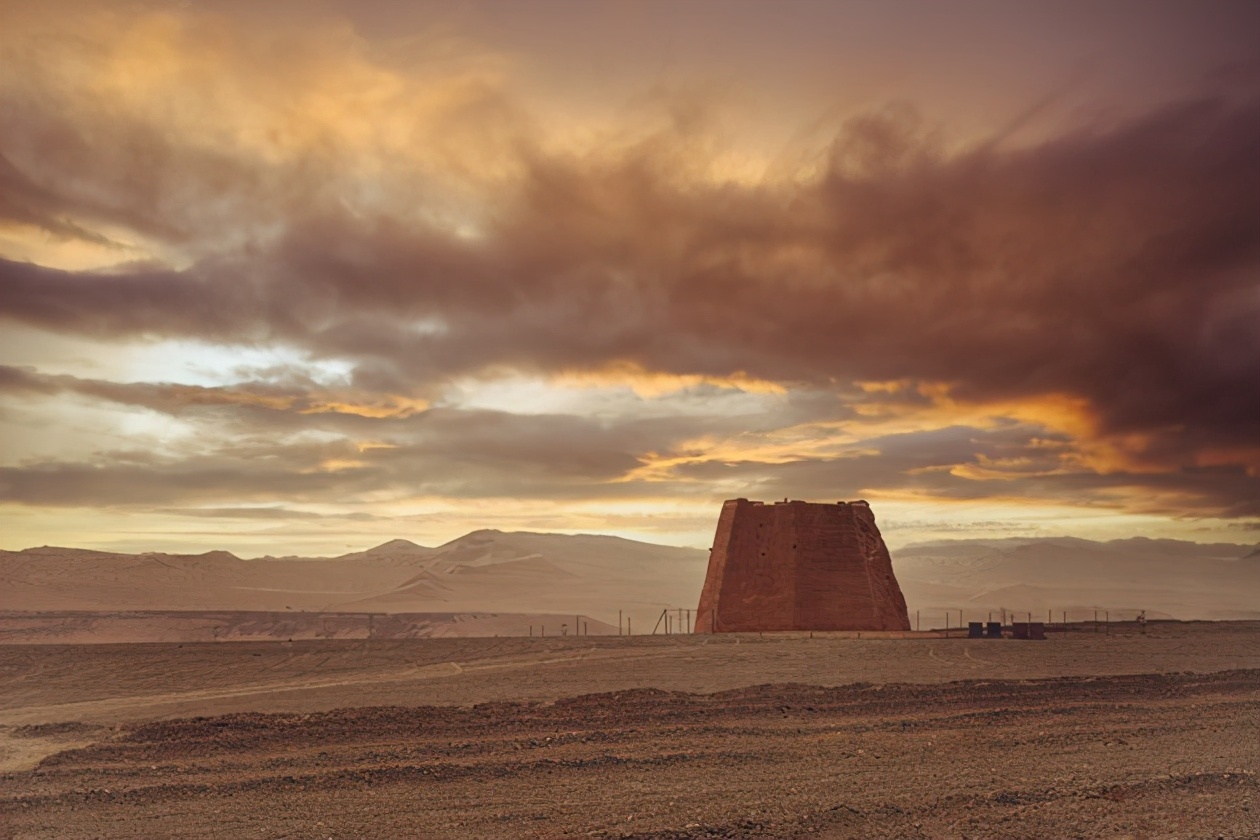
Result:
[0, 0, 1257, 554]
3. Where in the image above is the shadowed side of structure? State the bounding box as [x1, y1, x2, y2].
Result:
[694, 499, 910, 633]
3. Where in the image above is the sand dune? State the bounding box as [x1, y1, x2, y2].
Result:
[2, 532, 1256, 631]
[0, 531, 706, 633]
[895, 537, 1259, 621]
[0, 610, 618, 644]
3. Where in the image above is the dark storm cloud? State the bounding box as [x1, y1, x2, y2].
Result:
[0, 453, 373, 507]
[0, 363, 793, 458]
[667, 424, 1058, 503]
[4, 93, 1256, 439]
[0, 364, 291, 411]
[5, 401, 1249, 520]
[0, 153, 127, 247]
[0, 260, 274, 342]
[2, 62, 1257, 518]
[668, 424, 1260, 519]
[0, 429, 641, 508]
[2, 352, 1255, 520]
[0, 367, 688, 505]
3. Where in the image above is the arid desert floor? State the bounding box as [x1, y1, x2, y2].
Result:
[2, 622, 1258, 838]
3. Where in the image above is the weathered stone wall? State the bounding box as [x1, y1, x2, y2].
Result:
[693, 499, 910, 633]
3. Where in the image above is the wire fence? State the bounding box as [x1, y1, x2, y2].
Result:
[912, 607, 1154, 633]
[517, 606, 1160, 638]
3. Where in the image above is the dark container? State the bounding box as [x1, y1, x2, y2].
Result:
[1010, 622, 1046, 640]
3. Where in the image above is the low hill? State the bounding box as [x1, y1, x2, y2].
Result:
[0, 531, 708, 630]
[2, 533, 1256, 627]
[894, 537, 1259, 622]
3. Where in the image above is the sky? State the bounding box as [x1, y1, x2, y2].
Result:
[0, 0, 1257, 556]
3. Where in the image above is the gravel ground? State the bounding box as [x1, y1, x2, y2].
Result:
[1, 623, 1258, 838]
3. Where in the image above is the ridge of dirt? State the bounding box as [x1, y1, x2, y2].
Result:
[4, 668, 1257, 839]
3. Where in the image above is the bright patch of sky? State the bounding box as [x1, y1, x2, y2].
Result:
[0, 393, 201, 464]
[443, 373, 784, 418]
[121, 341, 356, 388]
[0, 325, 356, 389]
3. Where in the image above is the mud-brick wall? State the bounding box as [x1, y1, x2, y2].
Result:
[694, 499, 910, 633]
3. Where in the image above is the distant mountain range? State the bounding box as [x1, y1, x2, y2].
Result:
[2, 531, 1256, 625]
[893, 536, 1258, 622]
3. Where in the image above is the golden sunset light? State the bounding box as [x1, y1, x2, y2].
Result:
[1, 0, 1257, 555]
[3, 4, 1260, 836]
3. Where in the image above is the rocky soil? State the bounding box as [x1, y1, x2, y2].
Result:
[1, 625, 1257, 838]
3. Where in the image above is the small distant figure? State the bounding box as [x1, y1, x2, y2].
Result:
[560, 623, 568, 636]
[1137, 611, 1147, 634]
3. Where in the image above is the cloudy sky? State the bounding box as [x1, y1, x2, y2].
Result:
[1, 0, 1257, 555]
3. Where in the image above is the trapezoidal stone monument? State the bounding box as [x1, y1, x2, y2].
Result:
[693, 499, 911, 633]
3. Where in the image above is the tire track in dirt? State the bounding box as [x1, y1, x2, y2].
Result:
[3, 669, 1257, 839]
[0, 644, 687, 727]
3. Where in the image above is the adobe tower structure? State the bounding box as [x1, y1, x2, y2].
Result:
[693, 499, 910, 633]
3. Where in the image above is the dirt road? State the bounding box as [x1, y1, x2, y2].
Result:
[2, 623, 1258, 838]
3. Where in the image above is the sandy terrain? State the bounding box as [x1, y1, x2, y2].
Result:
[0, 533, 706, 636]
[4, 533, 1257, 625]
[2, 622, 1258, 838]
[0, 611, 620, 644]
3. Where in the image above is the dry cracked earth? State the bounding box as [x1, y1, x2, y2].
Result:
[2, 624, 1258, 839]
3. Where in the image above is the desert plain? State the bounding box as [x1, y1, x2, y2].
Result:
[2, 621, 1258, 839]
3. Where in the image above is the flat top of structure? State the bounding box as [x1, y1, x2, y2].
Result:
[731, 498, 870, 507]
